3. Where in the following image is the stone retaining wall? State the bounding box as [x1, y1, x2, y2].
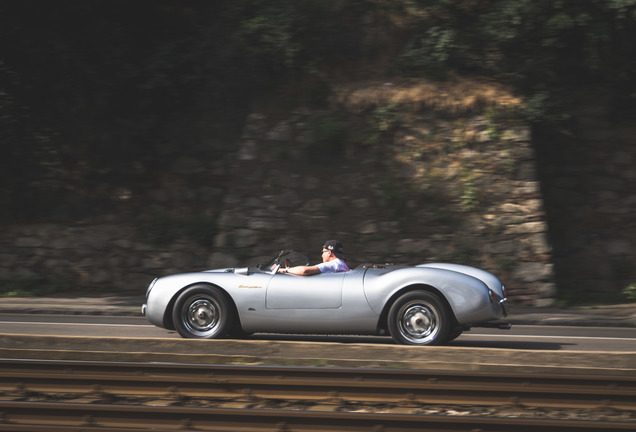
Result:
[0, 222, 210, 292]
[1, 106, 557, 306]
[211, 108, 555, 306]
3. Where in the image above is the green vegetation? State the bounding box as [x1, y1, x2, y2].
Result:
[303, 113, 349, 162]
[460, 170, 480, 212]
[623, 283, 636, 302]
[398, 0, 636, 122]
[372, 103, 403, 134]
[0, 275, 77, 297]
[366, 103, 404, 154]
[1, 1, 635, 303]
[1, 1, 634, 223]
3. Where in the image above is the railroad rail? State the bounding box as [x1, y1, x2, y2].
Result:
[1, 359, 635, 431]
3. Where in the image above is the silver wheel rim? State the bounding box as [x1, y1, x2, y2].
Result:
[182, 296, 221, 336]
[398, 301, 439, 344]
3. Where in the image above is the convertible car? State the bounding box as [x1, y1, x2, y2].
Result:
[142, 250, 510, 345]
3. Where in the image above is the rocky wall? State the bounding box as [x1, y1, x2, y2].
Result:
[211, 109, 555, 306]
[0, 106, 557, 306]
[0, 222, 210, 292]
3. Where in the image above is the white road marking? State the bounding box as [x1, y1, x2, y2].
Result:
[1, 321, 635, 342]
[0, 321, 151, 328]
[462, 333, 636, 342]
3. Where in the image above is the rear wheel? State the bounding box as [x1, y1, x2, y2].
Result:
[172, 285, 233, 339]
[228, 323, 252, 339]
[388, 291, 450, 345]
[444, 326, 464, 343]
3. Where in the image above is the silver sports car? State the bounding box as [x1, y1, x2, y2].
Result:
[142, 250, 510, 345]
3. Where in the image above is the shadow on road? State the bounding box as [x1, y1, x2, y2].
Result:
[247, 334, 571, 350]
[450, 340, 570, 350]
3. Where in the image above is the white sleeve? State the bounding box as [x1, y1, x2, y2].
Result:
[316, 259, 349, 273]
[316, 260, 339, 273]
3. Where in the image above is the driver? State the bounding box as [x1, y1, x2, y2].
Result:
[279, 240, 350, 275]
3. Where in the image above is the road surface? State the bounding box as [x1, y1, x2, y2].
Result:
[2, 313, 636, 352]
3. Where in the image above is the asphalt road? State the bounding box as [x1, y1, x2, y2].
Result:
[2, 313, 636, 352]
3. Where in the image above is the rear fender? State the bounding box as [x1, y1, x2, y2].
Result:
[376, 284, 457, 334]
[364, 266, 493, 325]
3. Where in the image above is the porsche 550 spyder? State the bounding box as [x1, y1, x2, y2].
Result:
[142, 250, 510, 345]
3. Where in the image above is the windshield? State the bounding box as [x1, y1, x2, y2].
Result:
[257, 250, 310, 272]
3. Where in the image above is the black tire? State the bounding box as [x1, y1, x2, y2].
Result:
[387, 291, 450, 345]
[444, 326, 464, 343]
[228, 323, 252, 339]
[172, 285, 233, 339]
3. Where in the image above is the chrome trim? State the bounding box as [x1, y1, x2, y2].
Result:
[146, 278, 158, 298]
[499, 298, 509, 317]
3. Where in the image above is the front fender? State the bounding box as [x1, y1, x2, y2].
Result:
[144, 269, 273, 330]
[144, 273, 209, 329]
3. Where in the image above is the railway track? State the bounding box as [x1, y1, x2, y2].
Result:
[1, 359, 634, 431]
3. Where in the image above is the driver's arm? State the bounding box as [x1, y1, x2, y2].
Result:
[279, 265, 321, 276]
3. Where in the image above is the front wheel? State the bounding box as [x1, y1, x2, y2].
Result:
[388, 291, 450, 345]
[172, 285, 233, 339]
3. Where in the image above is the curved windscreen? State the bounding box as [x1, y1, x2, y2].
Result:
[257, 250, 310, 271]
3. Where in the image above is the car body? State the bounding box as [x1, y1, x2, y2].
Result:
[142, 250, 510, 345]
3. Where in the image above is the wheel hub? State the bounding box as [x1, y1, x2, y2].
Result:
[187, 299, 219, 331]
[401, 305, 436, 339]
